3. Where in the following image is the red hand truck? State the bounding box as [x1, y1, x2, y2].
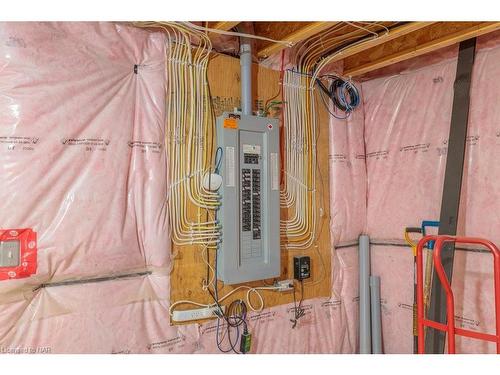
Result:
[416, 235, 500, 354]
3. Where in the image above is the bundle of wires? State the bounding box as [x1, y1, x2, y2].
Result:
[280, 69, 318, 250]
[329, 77, 360, 112]
[135, 21, 221, 248]
[210, 241, 250, 354]
[280, 22, 386, 248]
[290, 280, 305, 328]
[215, 299, 249, 354]
[316, 75, 360, 119]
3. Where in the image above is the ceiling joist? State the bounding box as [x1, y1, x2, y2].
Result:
[211, 21, 240, 31]
[257, 22, 339, 59]
[324, 22, 435, 65]
[344, 22, 500, 77]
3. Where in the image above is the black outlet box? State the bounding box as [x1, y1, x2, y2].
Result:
[293, 256, 311, 281]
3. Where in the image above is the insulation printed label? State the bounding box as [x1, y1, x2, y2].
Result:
[225, 146, 235, 187]
[399, 143, 430, 154]
[60, 137, 110, 152]
[5, 36, 27, 48]
[147, 334, 186, 352]
[454, 315, 480, 330]
[270, 152, 279, 190]
[366, 150, 389, 160]
[380, 298, 389, 316]
[397, 302, 414, 311]
[287, 303, 316, 325]
[111, 349, 131, 354]
[321, 300, 342, 319]
[330, 153, 347, 163]
[436, 139, 449, 156]
[286, 303, 314, 316]
[127, 141, 162, 154]
[0, 136, 40, 151]
[466, 135, 480, 146]
[248, 311, 277, 324]
[200, 323, 219, 336]
[321, 300, 342, 309]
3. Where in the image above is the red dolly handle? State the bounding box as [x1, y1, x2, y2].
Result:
[416, 235, 500, 354]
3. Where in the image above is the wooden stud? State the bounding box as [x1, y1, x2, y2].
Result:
[344, 22, 500, 77]
[211, 21, 240, 31]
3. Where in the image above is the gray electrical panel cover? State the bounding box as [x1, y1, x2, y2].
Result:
[216, 113, 280, 284]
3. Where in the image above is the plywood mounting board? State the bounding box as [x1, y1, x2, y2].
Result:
[169, 54, 332, 324]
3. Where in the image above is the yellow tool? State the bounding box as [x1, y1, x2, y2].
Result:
[404, 226, 423, 354]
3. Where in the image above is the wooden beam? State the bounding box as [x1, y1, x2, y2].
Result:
[325, 22, 435, 64]
[257, 22, 339, 59]
[344, 22, 500, 77]
[211, 21, 240, 31]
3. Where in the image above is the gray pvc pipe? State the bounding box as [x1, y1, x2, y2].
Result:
[370, 275, 383, 354]
[239, 40, 252, 116]
[359, 234, 371, 354]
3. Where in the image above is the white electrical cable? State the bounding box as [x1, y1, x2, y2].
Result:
[279, 69, 318, 249]
[344, 21, 383, 38]
[310, 23, 391, 83]
[179, 21, 294, 47]
[135, 21, 386, 325]
[135, 22, 288, 322]
[145, 22, 222, 246]
[279, 22, 385, 249]
[169, 285, 284, 317]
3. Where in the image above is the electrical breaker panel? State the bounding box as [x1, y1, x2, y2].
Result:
[216, 113, 280, 284]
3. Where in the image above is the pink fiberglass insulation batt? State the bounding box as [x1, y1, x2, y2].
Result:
[0, 22, 169, 281]
[0, 22, 171, 353]
[0, 22, 357, 354]
[329, 88, 367, 246]
[328, 32, 500, 353]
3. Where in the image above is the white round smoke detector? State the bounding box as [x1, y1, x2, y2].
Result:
[202, 172, 223, 191]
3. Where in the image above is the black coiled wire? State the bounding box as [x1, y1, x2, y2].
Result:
[316, 75, 360, 119]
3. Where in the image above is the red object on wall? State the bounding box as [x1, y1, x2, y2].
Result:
[416, 235, 500, 354]
[0, 228, 37, 280]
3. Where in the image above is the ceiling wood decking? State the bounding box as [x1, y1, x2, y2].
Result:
[194, 21, 500, 76]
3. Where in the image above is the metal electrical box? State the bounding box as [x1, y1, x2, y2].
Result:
[216, 112, 280, 284]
